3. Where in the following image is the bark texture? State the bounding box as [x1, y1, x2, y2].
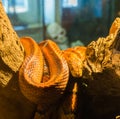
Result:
[0, 2, 36, 119]
[0, 2, 24, 87]
[79, 18, 120, 119]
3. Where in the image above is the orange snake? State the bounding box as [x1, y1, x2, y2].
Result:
[62, 46, 86, 77]
[19, 37, 69, 108]
[19, 37, 86, 112]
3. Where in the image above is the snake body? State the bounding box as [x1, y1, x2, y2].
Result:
[39, 40, 69, 88]
[18, 37, 87, 114]
[19, 37, 44, 103]
[19, 38, 69, 107]
[63, 46, 86, 77]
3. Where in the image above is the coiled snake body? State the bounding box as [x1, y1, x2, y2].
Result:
[19, 37, 69, 109]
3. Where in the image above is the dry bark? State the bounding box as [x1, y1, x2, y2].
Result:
[0, 2, 24, 87]
[0, 2, 36, 119]
[79, 18, 120, 119]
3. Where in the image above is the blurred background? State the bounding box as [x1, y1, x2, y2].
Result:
[2, 0, 120, 49]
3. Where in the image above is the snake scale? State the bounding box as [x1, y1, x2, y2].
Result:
[19, 37, 86, 111]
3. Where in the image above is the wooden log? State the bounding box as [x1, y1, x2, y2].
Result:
[0, 2, 36, 119]
[0, 2, 24, 87]
[79, 18, 120, 119]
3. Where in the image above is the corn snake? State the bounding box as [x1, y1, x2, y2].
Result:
[19, 37, 69, 108]
[18, 37, 86, 112]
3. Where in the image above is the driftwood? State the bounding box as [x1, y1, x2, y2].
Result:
[0, 1, 120, 119]
[81, 25, 120, 119]
[0, 2, 36, 119]
[0, 2, 24, 87]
